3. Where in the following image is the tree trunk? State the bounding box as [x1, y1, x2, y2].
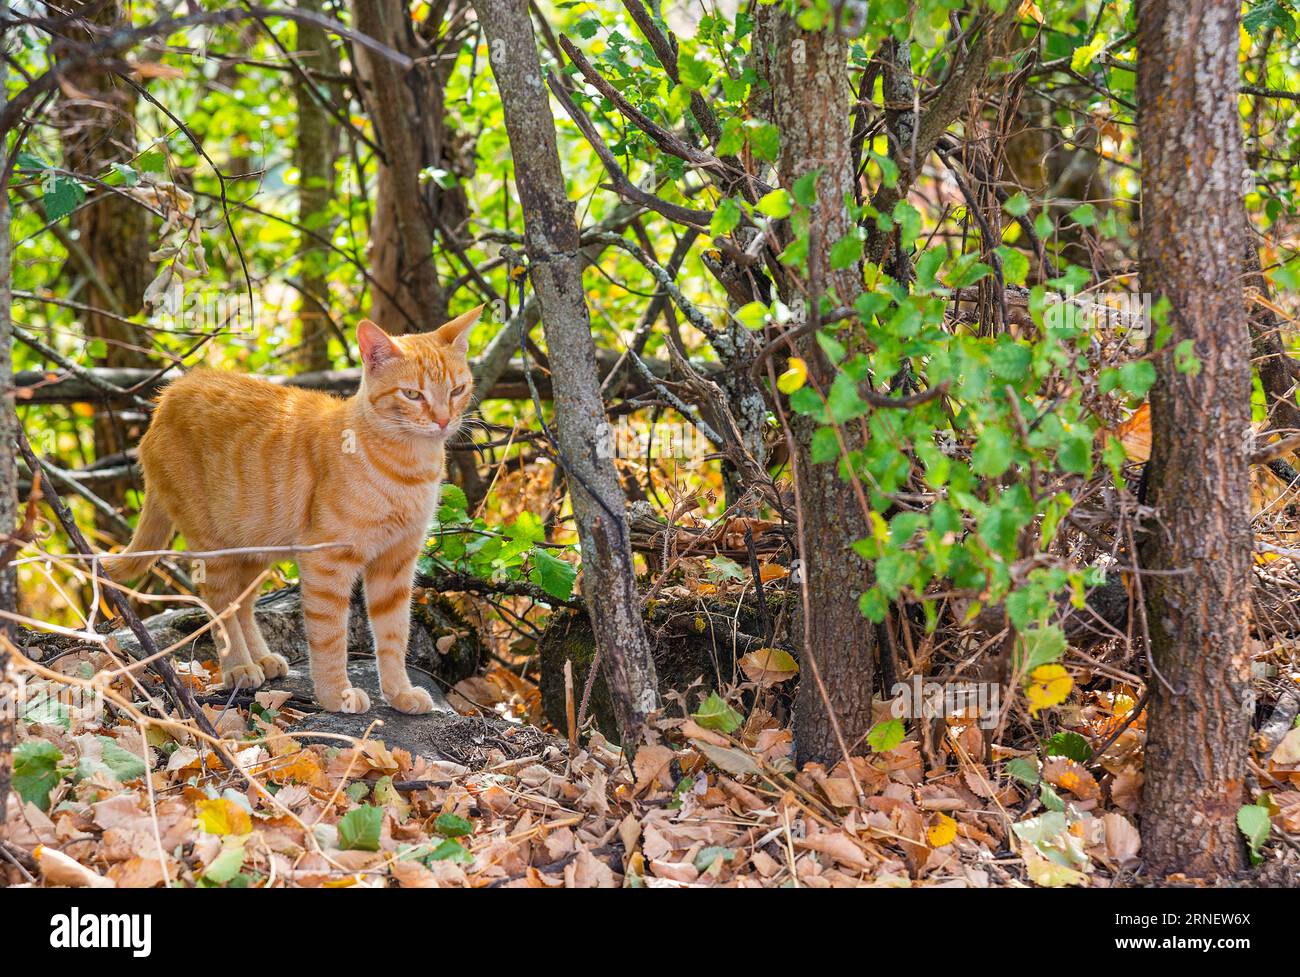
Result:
[293, 0, 340, 372]
[0, 3, 14, 826]
[475, 0, 660, 749]
[768, 12, 875, 767]
[351, 0, 471, 334]
[1136, 0, 1253, 879]
[52, 1, 151, 526]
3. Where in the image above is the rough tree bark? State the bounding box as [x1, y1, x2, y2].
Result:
[1, 1, 14, 826]
[51, 0, 151, 524]
[767, 11, 875, 767]
[1136, 0, 1253, 878]
[292, 0, 340, 372]
[475, 0, 660, 749]
[350, 0, 471, 333]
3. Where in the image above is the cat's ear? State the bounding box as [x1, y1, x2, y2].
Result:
[357, 319, 402, 370]
[433, 305, 484, 355]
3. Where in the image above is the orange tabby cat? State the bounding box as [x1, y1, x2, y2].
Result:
[106, 307, 485, 714]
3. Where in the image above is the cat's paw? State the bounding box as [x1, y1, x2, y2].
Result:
[387, 687, 435, 715]
[318, 685, 372, 714]
[223, 662, 266, 690]
[256, 653, 290, 679]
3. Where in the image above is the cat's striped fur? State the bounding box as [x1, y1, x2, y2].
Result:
[107, 307, 484, 714]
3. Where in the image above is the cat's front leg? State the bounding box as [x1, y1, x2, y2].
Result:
[364, 530, 435, 715]
[300, 550, 371, 713]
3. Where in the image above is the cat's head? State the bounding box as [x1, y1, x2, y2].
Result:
[355, 306, 484, 441]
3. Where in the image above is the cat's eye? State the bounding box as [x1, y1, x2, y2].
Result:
[400, 388, 422, 401]
[451, 384, 467, 398]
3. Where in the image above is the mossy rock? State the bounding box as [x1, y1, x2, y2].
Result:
[105, 584, 484, 691]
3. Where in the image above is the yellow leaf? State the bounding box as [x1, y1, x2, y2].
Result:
[269, 751, 328, 789]
[1026, 664, 1073, 716]
[1018, 1, 1044, 23]
[1023, 850, 1088, 887]
[739, 648, 799, 687]
[323, 874, 363, 888]
[758, 564, 788, 582]
[196, 797, 252, 836]
[777, 357, 808, 394]
[926, 813, 957, 848]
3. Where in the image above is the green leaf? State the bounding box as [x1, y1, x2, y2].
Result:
[13, 740, 64, 811]
[1174, 339, 1201, 377]
[137, 150, 166, 174]
[1068, 203, 1096, 228]
[677, 53, 711, 91]
[1043, 731, 1091, 763]
[1003, 191, 1031, 217]
[792, 170, 820, 207]
[867, 718, 905, 753]
[989, 340, 1032, 381]
[1237, 804, 1272, 865]
[74, 735, 147, 784]
[1070, 35, 1107, 73]
[747, 122, 779, 162]
[1244, 0, 1298, 39]
[858, 587, 888, 623]
[971, 427, 1014, 477]
[434, 812, 474, 838]
[337, 804, 384, 851]
[996, 246, 1029, 286]
[1117, 360, 1156, 397]
[1006, 757, 1040, 787]
[734, 300, 768, 330]
[755, 189, 792, 219]
[710, 197, 742, 237]
[429, 838, 474, 864]
[528, 549, 577, 601]
[827, 373, 867, 423]
[202, 844, 247, 884]
[437, 483, 469, 522]
[829, 230, 863, 271]
[42, 173, 86, 222]
[891, 201, 922, 249]
[693, 846, 735, 872]
[692, 692, 742, 733]
[1019, 626, 1067, 672]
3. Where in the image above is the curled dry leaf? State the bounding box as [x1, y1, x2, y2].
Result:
[1042, 758, 1100, 800]
[739, 648, 799, 687]
[632, 744, 677, 796]
[1101, 812, 1141, 869]
[34, 845, 116, 888]
[1271, 726, 1300, 767]
[798, 828, 873, 873]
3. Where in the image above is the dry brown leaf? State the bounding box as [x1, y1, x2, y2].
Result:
[1102, 812, 1141, 869]
[739, 648, 799, 687]
[798, 828, 872, 872]
[649, 859, 700, 884]
[568, 846, 618, 888]
[1271, 727, 1300, 767]
[1043, 757, 1101, 800]
[107, 855, 174, 888]
[632, 744, 676, 796]
[35, 845, 115, 888]
[1110, 767, 1143, 813]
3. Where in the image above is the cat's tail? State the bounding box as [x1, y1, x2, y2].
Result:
[101, 495, 173, 581]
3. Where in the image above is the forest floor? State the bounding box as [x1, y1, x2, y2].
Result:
[5, 589, 1300, 889]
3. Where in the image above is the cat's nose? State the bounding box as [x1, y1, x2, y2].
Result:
[430, 412, 451, 430]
